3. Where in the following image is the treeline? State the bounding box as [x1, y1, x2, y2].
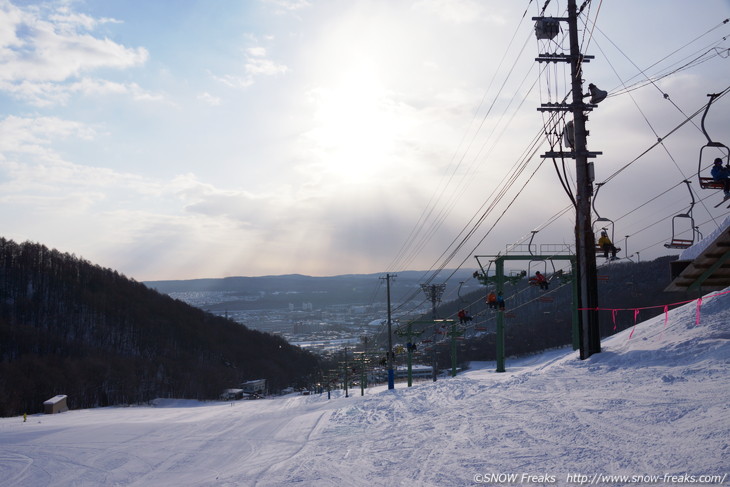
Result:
[0, 238, 320, 417]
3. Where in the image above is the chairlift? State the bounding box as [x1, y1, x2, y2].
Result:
[592, 183, 624, 258]
[696, 93, 730, 190]
[456, 281, 471, 318]
[664, 180, 698, 249]
[527, 259, 548, 277]
[473, 257, 494, 287]
[506, 270, 527, 285]
[592, 183, 615, 244]
[528, 230, 539, 256]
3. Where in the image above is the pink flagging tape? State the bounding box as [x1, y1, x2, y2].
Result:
[628, 309, 640, 339]
[578, 289, 730, 338]
[696, 297, 703, 326]
[660, 305, 669, 340]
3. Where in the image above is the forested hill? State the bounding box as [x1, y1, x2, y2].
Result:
[0, 238, 320, 417]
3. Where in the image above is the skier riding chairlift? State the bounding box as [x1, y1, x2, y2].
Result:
[598, 230, 619, 260]
[529, 271, 549, 290]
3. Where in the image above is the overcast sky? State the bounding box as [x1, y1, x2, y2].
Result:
[1, 0, 729, 281]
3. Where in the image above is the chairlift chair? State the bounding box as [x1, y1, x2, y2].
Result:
[664, 180, 698, 249]
[696, 93, 730, 190]
[591, 183, 619, 255]
[592, 183, 615, 244]
[527, 259, 548, 278]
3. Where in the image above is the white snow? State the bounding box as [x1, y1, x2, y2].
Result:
[679, 216, 730, 261]
[2, 290, 729, 486]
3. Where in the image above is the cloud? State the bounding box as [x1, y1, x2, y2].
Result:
[0, 0, 148, 105]
[411, 0, 503, 24]
[262, 0, 312, 15]
[245, 52, 288, 77]
[197, 91, 222, 106]
[0, 77, 165, 106]
[212, 45, 288, 89]
[0, 115, 95, 162]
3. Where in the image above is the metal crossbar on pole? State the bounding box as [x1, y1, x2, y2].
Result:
[395, 321, 426, 387]
[475, 254, 578, 372]
[421, 283, 446, 381]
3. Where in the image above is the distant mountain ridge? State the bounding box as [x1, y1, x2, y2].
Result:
[145, 269, 479, 310]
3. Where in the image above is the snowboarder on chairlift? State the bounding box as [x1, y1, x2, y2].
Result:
[530, 271, 549, 290]
[711, 158, 730, 197]
[486, 292, 497, 309]
[456, 309, 472, 323]
[598, 231, 619, 260]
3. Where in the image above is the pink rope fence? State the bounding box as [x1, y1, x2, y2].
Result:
[578, 289, 730, 339]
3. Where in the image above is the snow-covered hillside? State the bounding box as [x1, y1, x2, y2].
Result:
[1, 290, 729, 486]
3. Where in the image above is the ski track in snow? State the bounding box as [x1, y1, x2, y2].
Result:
[0, 291, 728, 486]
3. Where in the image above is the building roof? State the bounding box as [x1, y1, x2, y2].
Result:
[43, 395, 67, 405]
[664, 223, 730, 292]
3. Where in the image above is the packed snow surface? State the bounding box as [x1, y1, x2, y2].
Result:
[1, 291, 729, 486]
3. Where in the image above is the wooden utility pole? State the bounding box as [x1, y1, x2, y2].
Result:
[381, 273, 396, 389]
[535, 0, 602, 359]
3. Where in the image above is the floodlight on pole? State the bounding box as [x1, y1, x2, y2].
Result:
[585, 83, 608, 104]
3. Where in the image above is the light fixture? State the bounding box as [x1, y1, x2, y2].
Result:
[585, 83, 607, 104]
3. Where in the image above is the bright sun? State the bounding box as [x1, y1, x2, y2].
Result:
[307, 63, 401, 184]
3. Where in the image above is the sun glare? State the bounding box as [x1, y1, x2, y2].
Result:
[307, 63, 401, 184]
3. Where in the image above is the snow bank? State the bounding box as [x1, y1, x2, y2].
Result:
[679, 215, 730, 261]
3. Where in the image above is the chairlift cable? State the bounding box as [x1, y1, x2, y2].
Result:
[589, 21, 727, 140]
[403, 66, 542, 275]
[385, 4, 537, 273]
[612, 190, 720, 251]
[632, 210, 730, 258]
[389, 12, 728, 315]
[613, 46, 730, 100]
[589, 38, 691, 183]
[605, 18, 730, 99]
[600, 87, 730, 186]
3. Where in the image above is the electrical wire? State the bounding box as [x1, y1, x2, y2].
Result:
[384, 8, 730, 323]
